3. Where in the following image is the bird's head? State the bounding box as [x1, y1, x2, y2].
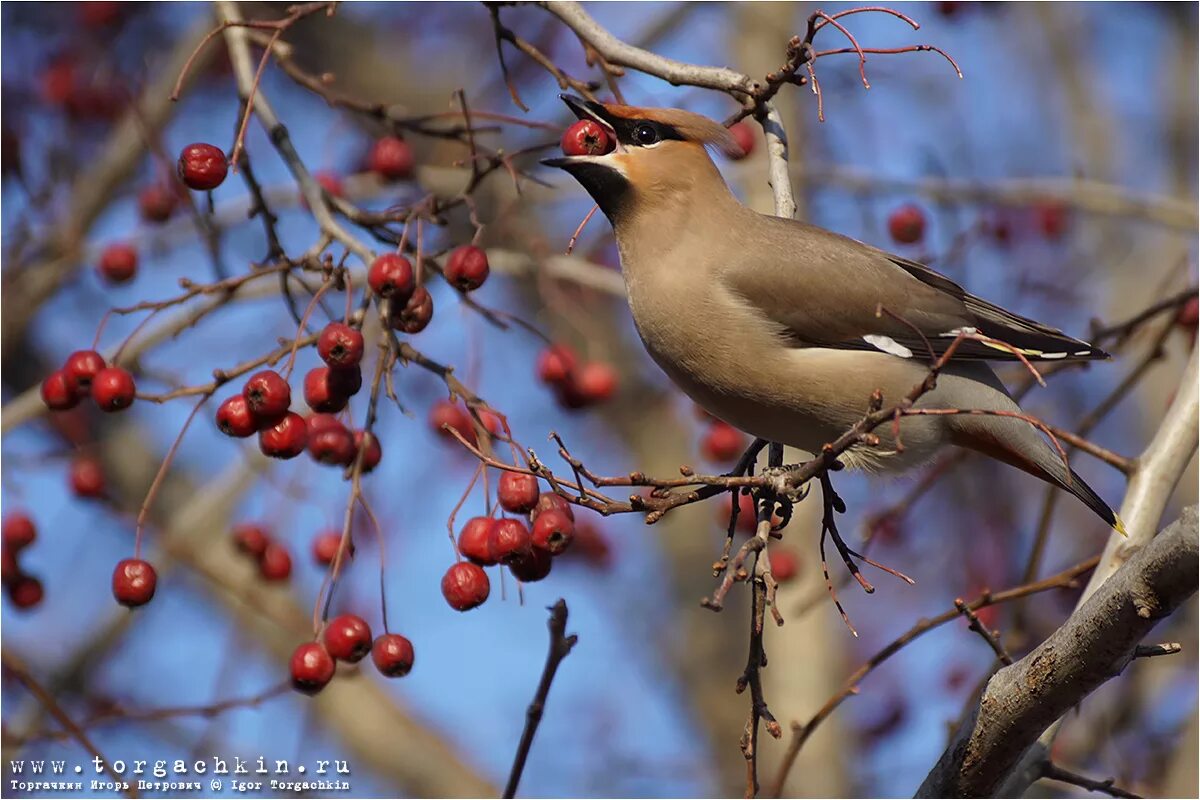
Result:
[541, 95, 742, 224]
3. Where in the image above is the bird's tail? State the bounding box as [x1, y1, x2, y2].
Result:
[950, 418, 1124, 534]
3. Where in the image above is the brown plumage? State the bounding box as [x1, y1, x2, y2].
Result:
[543, 96, 1121, 532]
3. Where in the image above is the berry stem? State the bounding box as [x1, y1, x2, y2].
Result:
[134, 393, 211, 559]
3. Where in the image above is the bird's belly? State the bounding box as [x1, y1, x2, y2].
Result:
[631, 300, 947, 472]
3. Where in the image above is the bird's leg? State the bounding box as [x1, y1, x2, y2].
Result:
[817, 467, 918, 635]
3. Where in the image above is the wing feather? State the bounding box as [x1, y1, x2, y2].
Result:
[726, 216, 1107, 363]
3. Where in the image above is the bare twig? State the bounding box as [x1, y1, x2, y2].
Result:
[503, 599, 578, 799]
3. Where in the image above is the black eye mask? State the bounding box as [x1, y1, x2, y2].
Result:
[610, 118, 685, 148]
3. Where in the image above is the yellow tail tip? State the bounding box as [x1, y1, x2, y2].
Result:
[1113, 514, 1128, 537]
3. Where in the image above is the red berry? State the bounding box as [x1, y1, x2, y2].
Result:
[323, 614, 373, 663]
[371, 633, 414, 677]
[498, 472, 540, 513]
[70, 455, 106, 498]
[91, 366, 136, 412]
[138, 184, 178, 223]
[97, 242, 137, 283]
[458, 517, 498, 566]
[2, 550, 21, 585]
[702, 420, 745, 463]
[728, 122, 755, 159]
[243, 370, 291, 422]
[315, 170, 344, 198]
[352, 431, 382, 472]
[329, 366, 362, 398]
[534, 492, 575, 522]
[112, 558, 156, 607]
[177, 143, 227, 191]
[536, 344, 577, 385]
[317, 322, 364, 368]
[509, 547, 553, 583]
[367, 253, 415, 300]
[216, 395, 258, 437]
[232, 523, 270, 559]
[1176, 296, 1198, 329]
[41, 57, 77, 105]
[480, 410, 505, 439]
[887, 204, 925, 245]
[489, 518, 533, 564]
[531, 508, 574, 555]
[727, 491, 759, 535]
[770, 547, 800, 582]
[429, 400, 473, 444]
[390, 285, 433, 333]
[2, 514, 36, 551]
[41, 370, 80, 410]
[574, 362, 618, 404]
[369, 136, 414, 180]
[290, 642, 335, 694]
[1035, 200, 1068, 240]
[303, 367, 349, 414]
[566, 522, 611, 569]
[259, 412, 308, 459]
[79, 2, 122, 29]
[307, 419, 356, 467]
[441, 562, 490, 611]
[312, 531, 353, 566]
[8, 575, 43, 609]
[561, 120, 613, 156]
[259, 542, 292, 581]
[63, 350, 106, 393]
[867, 511, 904, 545]
[306, 412, 343, 436]
[553, 380, 590, 411]
[444, 245, 490, 291]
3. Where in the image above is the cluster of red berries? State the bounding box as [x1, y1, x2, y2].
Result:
[231, 523, 294, 582]
[217, 324, 381, 470]
[428, 399, 502, 448]
[367, 252, 434, 333]
[290, 614, 414, 694]
[561, 120, 614, 157]
[535, 343, 618, 410]
[39, 54, 123, 121]
[112, 557, 157, 607]
[889, 200, 1074, 249]
[41, 350, 136, 413]
[443, 474, 579, 610]
[3, 513, 43, 610]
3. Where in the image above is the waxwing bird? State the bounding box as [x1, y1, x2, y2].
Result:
[543, 95, 1123, 531]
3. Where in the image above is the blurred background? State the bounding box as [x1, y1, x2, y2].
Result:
[1, 2, 1196, 797]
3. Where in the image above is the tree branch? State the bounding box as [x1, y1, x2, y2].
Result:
[916, 506, 1198, 797]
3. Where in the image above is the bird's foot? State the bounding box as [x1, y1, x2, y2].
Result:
[760, 464, 810, 502]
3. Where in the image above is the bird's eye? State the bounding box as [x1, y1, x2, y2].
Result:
[633, 123, 660, 146]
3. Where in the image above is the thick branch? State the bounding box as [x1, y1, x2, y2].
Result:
[916, 507, 1198, 798]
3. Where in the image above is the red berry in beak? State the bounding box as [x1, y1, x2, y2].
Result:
[561, 120, 614, 156]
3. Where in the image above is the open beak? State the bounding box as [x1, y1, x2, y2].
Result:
[541, 94, 619, 169]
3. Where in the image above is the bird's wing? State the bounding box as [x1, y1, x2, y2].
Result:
[724, 215, 1107, 363]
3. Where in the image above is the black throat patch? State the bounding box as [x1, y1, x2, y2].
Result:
[560, 161, 631, 223]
